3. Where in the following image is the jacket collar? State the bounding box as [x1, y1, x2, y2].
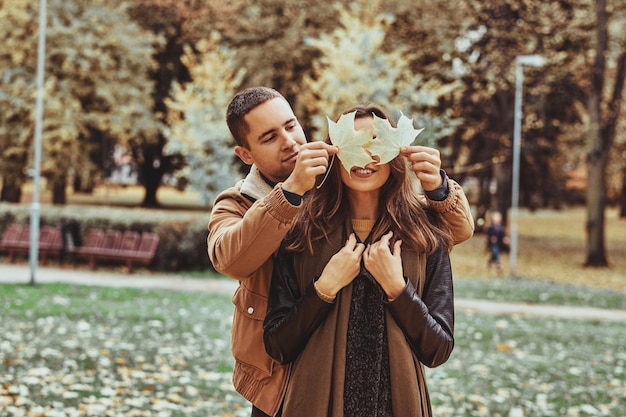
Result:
[240, 165, 274, 201]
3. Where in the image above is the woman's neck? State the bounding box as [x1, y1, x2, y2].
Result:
[348, 190, 380, 220]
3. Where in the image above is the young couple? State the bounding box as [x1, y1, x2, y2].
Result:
[207, 87, 474, 417]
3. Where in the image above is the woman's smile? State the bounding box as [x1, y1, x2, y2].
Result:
[351, 167, 376, 178]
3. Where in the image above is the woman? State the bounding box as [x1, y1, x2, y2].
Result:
[263, 105, 455, 417]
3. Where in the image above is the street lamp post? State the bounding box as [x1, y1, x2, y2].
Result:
[510, 54, 546, 277]
[28, 0, 48, 285]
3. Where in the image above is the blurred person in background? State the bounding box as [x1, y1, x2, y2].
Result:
[485, 210, 509, 272]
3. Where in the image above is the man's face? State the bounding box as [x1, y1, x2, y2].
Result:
[235, 97, 306, 183]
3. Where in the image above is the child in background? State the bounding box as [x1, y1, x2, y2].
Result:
[485, 210, 509, 272]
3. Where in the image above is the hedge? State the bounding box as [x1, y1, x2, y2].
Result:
[0, 203, 215, 272]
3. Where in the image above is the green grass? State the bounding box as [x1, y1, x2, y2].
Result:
[2, 282, 626, 417]
[1, 284, 245, 417]
[454, 276, 626, 310]
[183, 268, 626, 309]
[427, 313, 626, 417]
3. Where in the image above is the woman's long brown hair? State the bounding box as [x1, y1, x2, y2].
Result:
[287, 105, 454, 255]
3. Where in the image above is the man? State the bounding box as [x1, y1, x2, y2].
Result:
[208, 86, 474, 417]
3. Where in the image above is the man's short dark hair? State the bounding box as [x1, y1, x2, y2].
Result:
[226, 86, 284, 148]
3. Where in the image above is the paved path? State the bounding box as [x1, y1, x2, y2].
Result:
[2, 263, 626, 322]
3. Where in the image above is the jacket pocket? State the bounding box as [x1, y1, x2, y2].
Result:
[231, 286, 274, 376]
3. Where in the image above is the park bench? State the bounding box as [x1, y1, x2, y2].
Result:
[0, 224, 27, 262]
[39, 225, 63, 265]
[73, 229, 159, 273]
[116, 232, 160, 273]
[1, 224, 159, 273]
[0, 223, 63, 264]
[73, 228, 105, 256]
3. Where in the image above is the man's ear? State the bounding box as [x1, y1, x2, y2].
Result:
[234, 145, 254, 165]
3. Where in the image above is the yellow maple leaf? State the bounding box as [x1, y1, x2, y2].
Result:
[367, 113, 425, 165]
[327, 111, 375, 173]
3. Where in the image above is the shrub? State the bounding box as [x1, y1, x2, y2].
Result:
[0, 203, 214, 272]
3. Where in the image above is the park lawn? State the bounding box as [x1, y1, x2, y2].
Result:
[450, 207, 626, 292]
[1, 284, 244, 417]
[1, 283, 626, 417]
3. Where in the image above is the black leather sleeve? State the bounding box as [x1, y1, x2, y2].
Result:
[387, 245, 455, 368]
[263, 245, 335, 365]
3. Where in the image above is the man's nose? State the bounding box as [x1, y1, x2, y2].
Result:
[282, 131, 298, 149]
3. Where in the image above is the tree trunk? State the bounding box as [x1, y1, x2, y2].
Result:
[141, 165, 161, 208]
[0, 148, 27, 203]
[586, 0, 626, 259]
[138, 148, 164, 208]
[0, 182, 22, 203]
[585, 148, 608, 266]
[584, 0, 610, 267]
[52, 177, 67, 205]
[620, 165, 626, 218]
[495, 160, 510, 227]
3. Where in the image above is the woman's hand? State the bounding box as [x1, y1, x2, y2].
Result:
[316, 233, 365, 298]
[363, 231, 406, 300]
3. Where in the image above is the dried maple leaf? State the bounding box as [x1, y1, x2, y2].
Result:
[367, 113, 425, 165]
[327, 111, 375, 173]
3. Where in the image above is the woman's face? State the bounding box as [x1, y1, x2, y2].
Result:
[339, 116, 391, 193]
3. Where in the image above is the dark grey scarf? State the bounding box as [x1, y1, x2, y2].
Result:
[344, 269, 393, 417]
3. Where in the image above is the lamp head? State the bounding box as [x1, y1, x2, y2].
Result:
[517, 55, 546, 67]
